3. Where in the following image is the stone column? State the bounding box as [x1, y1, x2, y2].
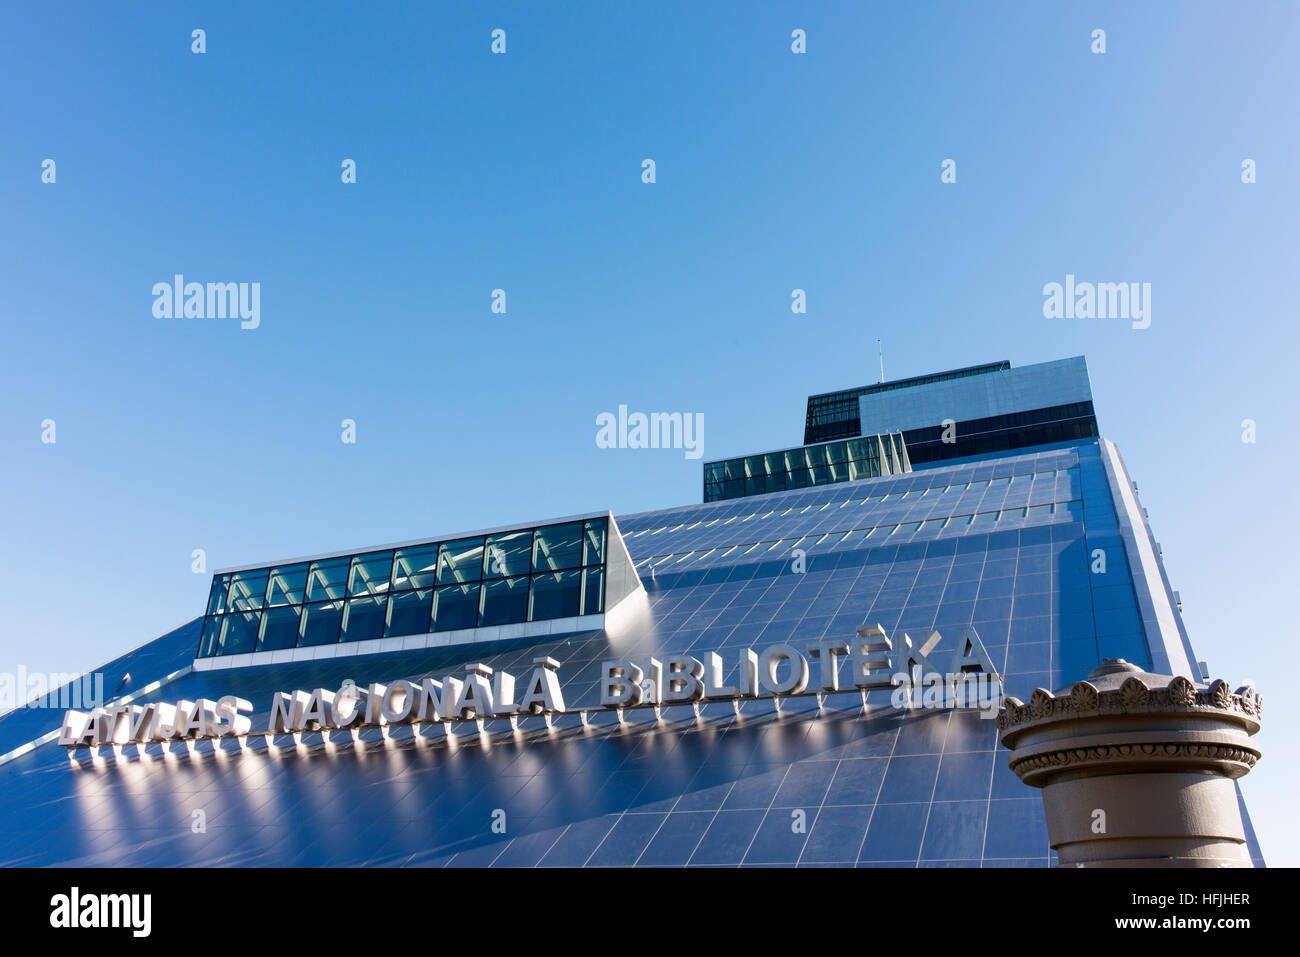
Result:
[995, 658, 1262, 868]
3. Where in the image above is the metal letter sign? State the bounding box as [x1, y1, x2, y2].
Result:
[60, 624, 1003, 749]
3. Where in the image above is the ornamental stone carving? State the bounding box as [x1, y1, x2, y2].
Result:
[996, 658, 1262, 868]
[995, 661, 1263, 737]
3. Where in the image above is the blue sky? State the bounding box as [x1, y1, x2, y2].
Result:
[2, 2, 1297, 861]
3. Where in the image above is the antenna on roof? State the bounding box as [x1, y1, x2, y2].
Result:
[878, 339, 885, 384]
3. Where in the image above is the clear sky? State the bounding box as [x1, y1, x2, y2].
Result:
[2, 2, 1296, 862]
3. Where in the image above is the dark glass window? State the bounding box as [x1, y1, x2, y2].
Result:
[391, 545, 439, 591]
[348, 550, 393, 598]
[305, 558, 350, 603]
[196, 514, 618, 656]
[206, 576, 230, 616]
[433, 582, 480, 631]
[532, 522, 583, 573]
[299, 600, 344, 646]
[227, 569, 269, 612]
[479, 575, 530, 626]
[266, 563, 309, 606]
[483, 531, 532, 579]
[437, 538, 483, 586]
[386, 588, 433, 637]
[258, 605, 302, 652]
[581, 566, 605, 615]
[219, 610, 260, 655]
[529, 569, 582, 620]
[583, 519, 607, 566]
[199, 615, 223, 657]
[341, 595, 387, 642]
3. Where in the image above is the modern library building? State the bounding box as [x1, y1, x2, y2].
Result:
[0, 355, 1264, 867]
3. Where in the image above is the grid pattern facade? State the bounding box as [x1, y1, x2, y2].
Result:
[804, 361, 1010, 445]
[198, 519, 609, 659]
[0, 441, 1264, 867]
[901, 402, 1099, 465]
[704, 432, 909, 503]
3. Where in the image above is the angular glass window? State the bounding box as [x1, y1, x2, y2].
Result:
[479, 575, 530, 626]
[305, 557, 350, 603]
[437, 538, 483, 586]
[583, 518, 607, 566]
[206, 576, 231, 616]
[299, 600, 344, 646]
[483, 530, 532, 579]
[227, 569, 269, 613]
[258, 605, 302, 652]
[433, 582, 480, 631]
[391, 544, 439, 591]
[348, 551, 393, 598]
[580, 566, 605, 616]
[266, 563, 309, 607]
[386, 588, 433, 637]
[219, 610, 260, 656]
[532, 522, 583, 573]
[198, 615, 223, 657]
[341, 595, 387, 642]
[529, 569, 582, 620]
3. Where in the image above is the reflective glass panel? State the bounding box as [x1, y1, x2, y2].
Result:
[219, 610, 260, 655]
[227, 569, 269, 612]
[341, 595, 387, 642]
[583, 519, 607, 566]
[386, 588, 433, 637]
[433, 582, 480, 631]
[391, 545, 439, 591]
[299, 600, 344, 646]
[529, 569, 582, 620]
[305, 558, 350, 603]
[206, 577, 230, 616]
[266, 563, 309, 607]
[258, 605, 302, 652]
[479, 575, 530, 626]
[532, 522, 583, 573]
[348, 551, 394, 597]
[199, 615, 223, 657]
[437, 538, 483, 586]
[580, 566, 605, 615]
[483, 531, 532, 579]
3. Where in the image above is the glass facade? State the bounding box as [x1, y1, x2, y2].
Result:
[0, 440, 1265, 868]
[804, 361, 1010, 444]
[704, 433, 909, 503]
[0, 362, 1262, 870]
[0, 440, 1259, 868]
[901, 402, 1099, 464]
[196, 518, 609, 658]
